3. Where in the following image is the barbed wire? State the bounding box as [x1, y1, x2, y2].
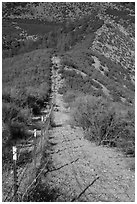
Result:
[17, 165, 29, 187]
[3, 186, 14, 202]
[3, 104, 53, 202]
[21, 158, 50, 201]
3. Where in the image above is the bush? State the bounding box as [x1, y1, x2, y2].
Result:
[2, 103, 31, 169]
[2, 102, 20, 124]
[62, 58, 79, 69]
[2, 130, 13, 170]
[64, 91, 77, 103]
[8, 121, 26, 141]
[2, 102, 31, 141]
[71, 95, 135, 156]
[2, 102, 31, 124]
[25, 83, 50, 115]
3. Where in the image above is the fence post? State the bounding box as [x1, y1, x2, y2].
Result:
[33, 129, 37, 181]
[41, 116, 44, 123]
[50, 104, 54, 127]
[41, 116, 44, 151]
[12, 146, 18, 202]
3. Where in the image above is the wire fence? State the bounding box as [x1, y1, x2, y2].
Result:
[3, 104, 54, 202]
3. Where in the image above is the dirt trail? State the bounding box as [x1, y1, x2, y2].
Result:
[42, 56, 135, 202]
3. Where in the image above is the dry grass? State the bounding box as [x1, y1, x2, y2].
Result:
[69, 95, 134, 156]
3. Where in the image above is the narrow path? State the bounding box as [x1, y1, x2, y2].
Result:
[42, 56, 135, 202]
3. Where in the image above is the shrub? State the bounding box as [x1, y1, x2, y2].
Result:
[2, 103, 32, 169]
[8, 121, 26, 141]
[2, 102, 31, 141]
[64, 90, 77, 103]
[2, 127, 13, 170]
[25, 83, 50, 115]
[62, 58, 79, 69]
[2, 102, 20, 124]
[71, 95, 135, 156]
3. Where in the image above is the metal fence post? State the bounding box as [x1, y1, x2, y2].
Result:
[12, 146, 18, 202]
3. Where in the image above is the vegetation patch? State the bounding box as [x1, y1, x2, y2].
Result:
[2, 49, 52, 169]
[70, 95, 134, 156]
[61, 49, 134, 104]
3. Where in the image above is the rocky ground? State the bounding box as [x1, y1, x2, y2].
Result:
[40, 57, 135, 202]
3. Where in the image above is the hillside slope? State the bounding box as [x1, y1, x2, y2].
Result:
[57, 3, 135, 105]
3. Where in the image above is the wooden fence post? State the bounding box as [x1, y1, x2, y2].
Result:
[12, 146, 18, 202]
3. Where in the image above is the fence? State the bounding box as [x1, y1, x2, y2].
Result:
[3, 104, 54, 202]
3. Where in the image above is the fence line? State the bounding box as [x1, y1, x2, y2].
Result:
[21, 158, 50, 201]
[3, 186, 14, 202]
[4, 104, 54, 202]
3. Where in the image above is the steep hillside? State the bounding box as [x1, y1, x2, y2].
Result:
[60, 36, 134, 104]
[57, 3, 135, 105]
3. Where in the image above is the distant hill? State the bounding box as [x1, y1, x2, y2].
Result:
[2, 2, 135, 23]
[2, 2, 134, 104]
[2, 3, 134, 51]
